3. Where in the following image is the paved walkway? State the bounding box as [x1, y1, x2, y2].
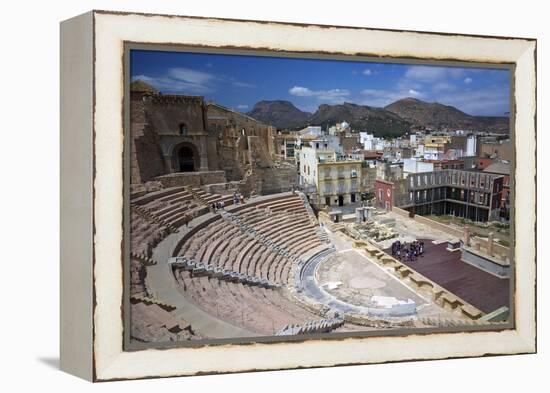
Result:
[302, 230, 456, 319]
[148, 227, 258, 339]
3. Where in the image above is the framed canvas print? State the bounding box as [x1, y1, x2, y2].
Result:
[60, 10, 537, 381]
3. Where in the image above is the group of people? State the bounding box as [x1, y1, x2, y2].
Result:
[390, 240, 425, 262]
[233, 192, 244, 206]
[211, 192, 245, 213]
[210, 200, 225, 212]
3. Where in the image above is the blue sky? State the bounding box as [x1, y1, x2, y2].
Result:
[131, 49, 510, 116]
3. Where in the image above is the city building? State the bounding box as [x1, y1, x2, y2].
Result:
[360, 132, 375, 150]
[483, 161, 511, 220]
[376, 169, 504, 222]
[299, 146, 362, 207]
[480, 139, 513, 161]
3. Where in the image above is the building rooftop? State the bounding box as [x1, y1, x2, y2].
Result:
[483, 161, 511, 176]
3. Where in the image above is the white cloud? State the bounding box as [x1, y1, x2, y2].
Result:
[436, 88, 509, 116]
[289, 86, 314, 96]
[132, 67, 255, 95]
[432, 82, 456, 93]
[404, 65, 466, 83]
[168, 68, 215, 85]
[132, 74, 212, 94]
[232, 81, 256, 88]
[289, 86, 350, 104]
[464, 77, 473, 84]
[404, 66, 449, 82]
[237, 104, 249, 110]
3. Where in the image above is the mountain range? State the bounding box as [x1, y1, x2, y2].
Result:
[247, 98, 509, 136]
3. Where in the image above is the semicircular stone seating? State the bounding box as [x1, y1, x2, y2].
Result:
[172, 192, 334, 335]
[129, 186, 246, 342]
[130, 186, 240, 258]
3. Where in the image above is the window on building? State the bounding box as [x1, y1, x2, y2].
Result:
[179, 123, 188, 135]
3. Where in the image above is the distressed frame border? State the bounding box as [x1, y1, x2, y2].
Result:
[91, 10, 536, 381]
[123, 43, 517, 351]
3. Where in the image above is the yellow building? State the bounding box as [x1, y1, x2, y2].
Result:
[299, 146, 362, 207]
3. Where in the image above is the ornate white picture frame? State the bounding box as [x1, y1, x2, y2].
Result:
[60, 10, 536, 381]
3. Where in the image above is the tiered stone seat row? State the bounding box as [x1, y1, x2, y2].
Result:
[130, 299, 200, 342]
[169, 192, 334, 334]
[131, 186, 240, 232]
[169, 256, 281, 289]
[130, 209, 170, 257]
[276, 317, 345, 336]
[172, 269, 322, 335]
[189, 187, 235, 207]
[177, 202, 325, 285]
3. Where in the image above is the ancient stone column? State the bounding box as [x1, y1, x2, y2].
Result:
[365, 207, 374, 221]
[475, 242, 481, 251]
[356, 208, 363, 223]
[464, 226, 471, 246]
[487, 232, 495, 256]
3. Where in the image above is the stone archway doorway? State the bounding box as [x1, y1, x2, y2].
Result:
[177, 145, 196, 172]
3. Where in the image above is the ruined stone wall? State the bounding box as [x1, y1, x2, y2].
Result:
[154, 171, 227, 188]
[361, 166, 377, 192]
[130, 92, 280, 188]
[207, 104, 275, 170]
[144, 95, 206, 135]
[256, 166, 298, 195]
[130, 92, 166, 184]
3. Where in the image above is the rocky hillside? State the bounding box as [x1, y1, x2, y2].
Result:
[385, 98, 509, 133]
[309, 102, 410, 138]
[247, 100, 311, 129]
[248, 100, 410, 137]
[130, 79, 158, 93]
[247, 97, 509, 136]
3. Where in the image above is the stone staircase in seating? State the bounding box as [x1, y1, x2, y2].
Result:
[296, 191, 330, 244]
[185, 186, 208, 205]
[169, 256, 282, 289]
[276, 317, 344, 335]
[132, 203, 178, 233]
